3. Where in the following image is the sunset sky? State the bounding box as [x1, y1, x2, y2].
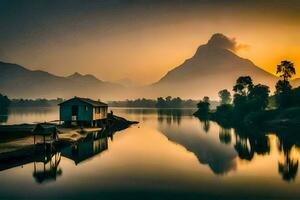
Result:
[0, 0, 299, 85]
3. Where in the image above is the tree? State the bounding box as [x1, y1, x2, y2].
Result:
[195, 96, 210, 116]
[218, 89, 232, 105]
[275, 60, 296, 108]
[248, 84, 270, 111]
[232, 77, 253, 116]
[232, 76, 256, 121]
[156, 97, 166, 108]
[203, 96, 210, 103]
[233, 76, 253, 96]
[0, 93, 10, 112]
[276, 60, 296, 82]
[171, 97, 182, 108]
[275, 80, 292, 108]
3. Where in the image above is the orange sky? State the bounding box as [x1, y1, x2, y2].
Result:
[1, 1, 299, 84]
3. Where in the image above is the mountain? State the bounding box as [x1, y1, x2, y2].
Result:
[0, 33, 284, 100]
[115, 78, 139, 88]
[292, 78, 300, 88]
[0, 61, 125, 100]
[151, 33, 278, 99]
[67, 72, 104, 85]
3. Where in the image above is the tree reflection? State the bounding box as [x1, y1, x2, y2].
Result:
[196, 116, 211, 133]
[277, 135, 299, 182]
[202, 120, 210, 133]
[157, 109, 183, 126]
[232, 127, 270, 161]
[219, 128, 231, 144]
[0, 108, 8, 124]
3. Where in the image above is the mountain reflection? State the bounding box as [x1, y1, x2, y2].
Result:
[156, 109, 299, 181]
[158, 117, 237, 175]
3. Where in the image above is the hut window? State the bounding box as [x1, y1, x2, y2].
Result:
[96, 107, 100, 114]
[85, 106, 88, 111]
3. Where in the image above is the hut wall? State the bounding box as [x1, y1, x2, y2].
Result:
[59, 100, 93, 121]
[93, 106, 108, 120]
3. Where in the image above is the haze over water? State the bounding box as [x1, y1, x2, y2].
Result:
[1, 107, 300, 199]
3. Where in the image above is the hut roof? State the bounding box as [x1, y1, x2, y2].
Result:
[33, 124, 58, 136]
[58, 97, 108, 107]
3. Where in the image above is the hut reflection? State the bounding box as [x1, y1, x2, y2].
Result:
[61, 131, 108, 165]
[33, 152, 62, 184]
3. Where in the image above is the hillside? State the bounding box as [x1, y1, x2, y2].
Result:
[0, 61, 125, 100]
[151, 33, 278, 99]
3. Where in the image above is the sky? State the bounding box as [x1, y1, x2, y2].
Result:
[0, 0, 300, 85]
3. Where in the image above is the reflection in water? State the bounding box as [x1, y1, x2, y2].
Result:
[61, 132, 109, 165]
[0, 109, 8, 124]
[233, 128, 270, 161]
[33, 152, 62, 184]
[278, 135, 299, 182]
[157, 109, 189, 125]
[155, 108, 298, 181]
[202, 120, 210, 133]
[0, 129, 115, 184]
[158, 118, 237, 175]
[1, 107, 300, 199]
[219, 128, 232, 145]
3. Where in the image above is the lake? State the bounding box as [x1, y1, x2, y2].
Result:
[0, 107, 300, 199]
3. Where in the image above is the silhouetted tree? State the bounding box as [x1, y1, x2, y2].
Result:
[218, 89, 232, 105]
[0, 93, 10, 112]
[195, 96, 210, 116]
[212, 104, 234, 127]
[248, 84, 270, 111]
[156, 97, 166, 108]
[232, 76, 270, 121]
[232, 76, 254, 118]
[277, 60, 296, 82]
[275, 60, 296, 108]
[233, 76, 253, 96]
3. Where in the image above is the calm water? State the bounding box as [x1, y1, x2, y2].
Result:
[1, 107, 300, 199]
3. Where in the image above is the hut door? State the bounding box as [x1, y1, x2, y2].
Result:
[71, 105, 79, 120]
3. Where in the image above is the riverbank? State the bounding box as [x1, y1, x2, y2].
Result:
[194, 106, 300, 132]
[0, 114, 138, 160]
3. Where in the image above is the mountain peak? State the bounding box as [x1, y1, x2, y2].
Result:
[67, 72, 104, 84]
[193, 33, 241, 59]
[206, 33, 238, 51]
[69, 72, 82, 78]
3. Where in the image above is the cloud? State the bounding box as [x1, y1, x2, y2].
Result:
[207, 33, 249, 52]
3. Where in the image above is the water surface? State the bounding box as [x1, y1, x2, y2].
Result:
[0, 107, 300, 199]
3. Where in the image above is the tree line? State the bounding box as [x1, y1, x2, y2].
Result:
[0, 97, 64, 109]
[109, 97, 201, 108]
[195, 60, 299, 126]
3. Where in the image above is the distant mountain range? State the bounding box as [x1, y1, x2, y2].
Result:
[0, 33, 299, 100]
[0, 61, 126, 99]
